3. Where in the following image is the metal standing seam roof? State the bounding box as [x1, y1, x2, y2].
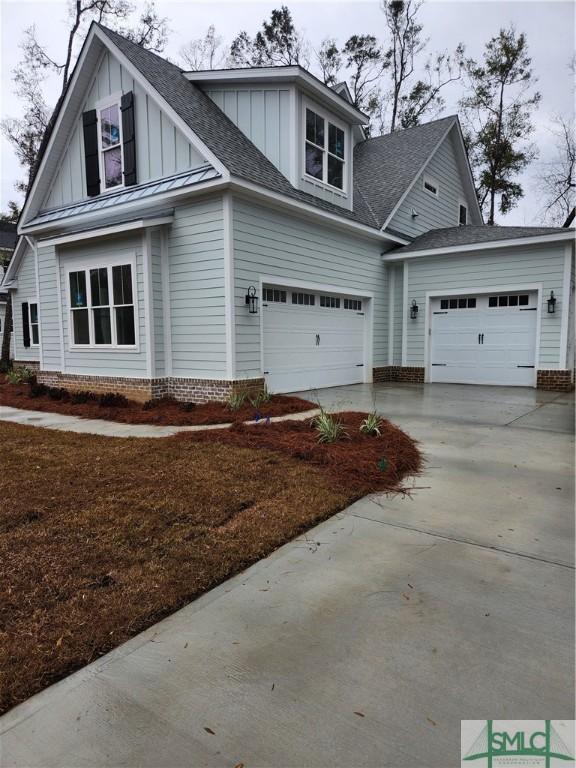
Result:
[392, 225, 573, 254]
[26, 165, 221, 227]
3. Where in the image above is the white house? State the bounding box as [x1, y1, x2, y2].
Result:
[3, 23, 574, 401]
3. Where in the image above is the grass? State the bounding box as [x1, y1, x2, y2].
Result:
[0, 414, 421, 715]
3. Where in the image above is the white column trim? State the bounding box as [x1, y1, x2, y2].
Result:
[559, 243, 572, 369]
[223, 193, 236, 380]
[387, 266, 395, 366]
[54, 248, 66, 372]
[26, 235, 45, 370]
[401, 260, 408, 366]
[142, 230, 155, 379]
[160, 228, 173, 378]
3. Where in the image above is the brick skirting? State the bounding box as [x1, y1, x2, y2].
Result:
[34, 371, 266, 404]
[536, 369, 575, 392]
[13, 360, 40, 372]
[373, 366, 425, 384]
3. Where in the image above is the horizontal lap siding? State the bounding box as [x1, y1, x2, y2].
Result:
[168, 199, 226, 377]
[38, 244, 61, 369]
[390, 132, 471, 238]
[232, 198, 386, 378]
[392, 264, 403, 365]
[405, 243, 567, 368]
[12, 245, 40, 362]
[58, 236, 148, 376]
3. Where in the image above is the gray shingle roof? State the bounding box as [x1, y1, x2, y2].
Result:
[98, 25, 382, 230]
[353, 115, 457, 229]
[393, 225, 572, 254]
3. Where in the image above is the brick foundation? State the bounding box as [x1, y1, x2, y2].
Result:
[373, 366, 426, 384]
[13, 360, 40, 372]
[35, 371, 266, 404]
[536, 369, 575, 392]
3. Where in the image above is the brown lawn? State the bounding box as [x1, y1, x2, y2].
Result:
[0, 413, 421, 715]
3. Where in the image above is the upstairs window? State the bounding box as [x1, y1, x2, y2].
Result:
[69, 263, 136, 347]
[423, 176, 439, 197]
[305, 107, 345, 191]
[99, 102, 123, 190]
[459, 203, 468, 226]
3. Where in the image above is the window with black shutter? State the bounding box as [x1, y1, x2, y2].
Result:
[21, 302, 30, 348]
[121, 91, 137, 187]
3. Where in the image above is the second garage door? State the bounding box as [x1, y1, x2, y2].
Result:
[430, 291, 538, 386]
[262, 285, 366, 393]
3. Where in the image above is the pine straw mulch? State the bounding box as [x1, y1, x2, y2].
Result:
[0, 376, 314, 425]
[0, 413, 421, 715]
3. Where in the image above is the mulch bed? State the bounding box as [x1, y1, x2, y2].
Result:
[0, 414, 421, 715]
[0, 375, 314, 425]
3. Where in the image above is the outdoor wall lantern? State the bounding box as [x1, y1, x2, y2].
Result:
[547, 291, 556, 314]
[410, 299, 419, 319]
[245, 285, 259, 314]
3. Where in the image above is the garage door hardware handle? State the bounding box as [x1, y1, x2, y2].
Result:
[431, 363, 447, 366]
[517, 365, 535, 368]
[315, 333, 320, 346]
[434, 311, 448, 314]
[520, 307, 537, 311]
[355, 364, 364, 367]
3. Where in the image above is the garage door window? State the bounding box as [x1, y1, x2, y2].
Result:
[488, 294, 529, 308]
[344, 298, 362, 311]
[320, 295, 341, 308]
[440, 297, 476, 309]
[263, 288, 286, 303]
[292, 292, 315, 306]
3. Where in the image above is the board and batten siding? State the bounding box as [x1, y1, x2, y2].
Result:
[56, 235, 148, 376]
[389, 131, 476, 239]
[168, 197, 227, 378]
[232, 198, 387, 378]
[205, 87, 292, 181]
[12, 244, 40, 362]
[404, 243, 568, 369]
[43, 50, 206, 211]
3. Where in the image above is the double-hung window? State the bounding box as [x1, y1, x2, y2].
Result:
[99, 101, 123, 190]
[69, 263, 136, 347]
[305, 107, 345, 190]
[29, 303, 39, 345]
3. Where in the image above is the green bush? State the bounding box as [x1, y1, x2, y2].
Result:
[98, 392, 129, 408]
[29, 382, 49, 398]
[250, 386, 272, 408]
[71, 391, 95, 405]
[312, 408, 348, 444]
[6, 367, 35, 384]
[360, 412, 383, 436]
[226, 391, 248, 411]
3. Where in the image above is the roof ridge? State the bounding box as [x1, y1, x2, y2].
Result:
[361, 114, 457, 145]
[97, 23, 185, 73]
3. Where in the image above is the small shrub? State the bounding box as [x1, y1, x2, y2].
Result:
[226, 391, 248, 411]
[98, 392, 129, 408]
[71, 390, 94, 405]
[29, 382, 48, 398]
[6, 367, 34, 384]
[312, 408, 348, 444]
[360, 412, 383, 437]
[47, 387, 69, 401]
[250, 386, 272, 409]
[179, 401, 196, 412]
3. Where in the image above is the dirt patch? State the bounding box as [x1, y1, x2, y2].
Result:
[0, 414, 421, 715]
[0, 376, 314, 425]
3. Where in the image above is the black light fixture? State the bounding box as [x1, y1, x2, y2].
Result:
[410, 299, 419, 319]
[547, 291, 556, 314]
[245, 285, 259, 314]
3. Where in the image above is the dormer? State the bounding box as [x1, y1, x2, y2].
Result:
[185, 67, 369, 211]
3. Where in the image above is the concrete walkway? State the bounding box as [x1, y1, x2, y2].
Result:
[1, 383, 574, 767]
[0, 404, 321, 437]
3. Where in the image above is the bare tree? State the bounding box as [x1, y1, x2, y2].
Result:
[1, 0, 168, 196]
[316, 38, 342, 86]
[536, 116, 575, 226]
[342, 35, 386, 115]
[397, 47, 464, 128]
[180, 25, 225, 70]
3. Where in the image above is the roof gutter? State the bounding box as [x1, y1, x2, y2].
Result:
[383, 231, 576, 261]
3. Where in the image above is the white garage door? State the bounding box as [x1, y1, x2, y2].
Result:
[430, 291, 538, 386]
[262, 285, 366, 393]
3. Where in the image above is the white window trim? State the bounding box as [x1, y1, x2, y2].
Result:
[458, 199, 468, 226]
[302, 99, 348, 195]
[28, 301, 40, 347]
[96, 91, 125, 196]
[65, 254, 139, 351]
[423, 175, 439, 198]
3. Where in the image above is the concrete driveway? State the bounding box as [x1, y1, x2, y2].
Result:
[1, 384, 574, 767]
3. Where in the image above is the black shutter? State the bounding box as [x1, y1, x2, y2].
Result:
[121, 91, 137, 187]
[82, 109, 100, 197]
[22, 302, 30, 348]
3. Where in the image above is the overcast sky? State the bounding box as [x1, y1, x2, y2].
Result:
[0, 0, 574, 224]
